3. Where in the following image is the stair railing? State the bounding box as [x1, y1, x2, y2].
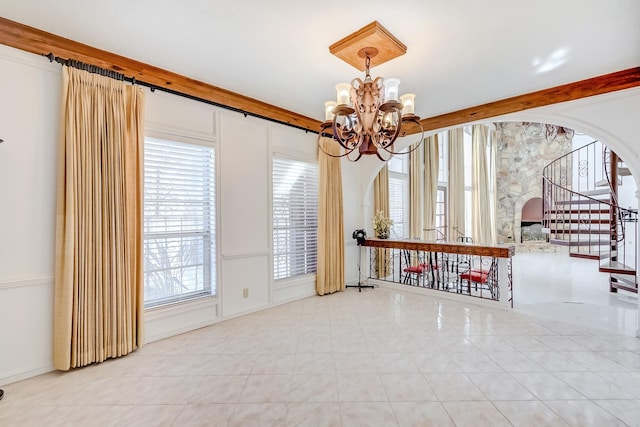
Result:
[542, 140, 637, 291]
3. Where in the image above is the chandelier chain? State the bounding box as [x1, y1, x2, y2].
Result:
[365, 54, 371, 79]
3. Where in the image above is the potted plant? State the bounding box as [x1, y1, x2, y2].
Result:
[372, 210, 394, 239]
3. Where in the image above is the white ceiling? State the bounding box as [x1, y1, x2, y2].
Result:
[2, 0, 639, 123]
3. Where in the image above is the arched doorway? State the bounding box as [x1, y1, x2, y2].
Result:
[359, 111, 640, 336]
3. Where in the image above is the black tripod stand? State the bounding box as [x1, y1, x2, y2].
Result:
[346, 230, 374, 292]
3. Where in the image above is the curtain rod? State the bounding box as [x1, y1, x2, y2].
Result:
[44, 52, 318, 135]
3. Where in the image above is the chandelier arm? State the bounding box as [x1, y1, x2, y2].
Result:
[317, 134, 358, 158]
[346, 150, 363, 162]
[379, 117, 425, 156]
[332, 112, 363, 152]
[376, 120, 403, 149]
[375, 104, 403, 150]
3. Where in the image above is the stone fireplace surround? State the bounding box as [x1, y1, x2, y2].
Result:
[495, 122, 571, 253]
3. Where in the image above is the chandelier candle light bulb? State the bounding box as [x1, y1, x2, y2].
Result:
[336, 83, 351, 106]
[324, 101, 337, 121]
[384, 78, 400, 102]
[400, 93, 416, 116]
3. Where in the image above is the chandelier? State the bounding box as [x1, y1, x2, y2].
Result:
[318, 22, 424, 161]
[523, 122, 575, 141]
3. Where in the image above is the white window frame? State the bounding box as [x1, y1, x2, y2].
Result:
[435, 186, 448, 241]
[436, 131, 449, 240]
[143, 135, 217, 309]
[272, 154, 319, 281]
[388, 153, 410, 239]
[463, 126, 473, 237]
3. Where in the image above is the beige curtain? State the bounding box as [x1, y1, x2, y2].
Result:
[423, 135, 439, 241]
[448, 128, 465, 240]
[54, 67, 145, 370]
[489, 129, 498, 244]
[409, 142, 423, 239]
[471, 124, 497, 244]
[316, 137, 345, 295]
[373, 166, 390, 277]
[374, 165, 389, 219]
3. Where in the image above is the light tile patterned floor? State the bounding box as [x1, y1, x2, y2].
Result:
[2, 283, 640, 426]
[512, 252, 639, 337]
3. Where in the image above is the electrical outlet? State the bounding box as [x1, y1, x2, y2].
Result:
[242, 288, 249, 298]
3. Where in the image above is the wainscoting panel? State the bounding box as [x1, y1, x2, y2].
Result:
[0, 278, 55, 386]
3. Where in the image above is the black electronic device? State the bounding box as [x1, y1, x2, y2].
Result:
[347, 229, 374, 292]
[352, 229, 367, 245]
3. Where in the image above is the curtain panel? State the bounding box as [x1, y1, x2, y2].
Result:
[316, 137, 345, 295]
[373, 166, 390, 278]
[54, 67, 145, 370]
[423, 135, 439, 241]
[471, 124, 497, 244]
[448, 128, 466, 240]
[409, 142, 423, 239]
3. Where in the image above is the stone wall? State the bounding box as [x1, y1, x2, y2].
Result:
[494, 122, 572, 252]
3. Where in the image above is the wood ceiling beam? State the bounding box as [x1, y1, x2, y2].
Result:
[401, 66, 640, 136]
[0, 16, 323, 132]
[1, 17, 639, 137]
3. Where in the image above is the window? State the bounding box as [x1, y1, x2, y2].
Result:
[143, 137, 216, 308]
[438, 131, 448, 184]
[463, 126, 473, 237]
[435, 186, 447, 239]
[272, 156, 318, 280]
[388, 153, 409, 239]
[437, 131, 449, 240]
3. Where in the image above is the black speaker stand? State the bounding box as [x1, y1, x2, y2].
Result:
[346, 244, 374, 292]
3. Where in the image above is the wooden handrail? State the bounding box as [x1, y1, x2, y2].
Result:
[362, 238, 515, 258]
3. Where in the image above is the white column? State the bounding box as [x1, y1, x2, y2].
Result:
[634, 190, 640, 338]
[498, 256, 512, 310]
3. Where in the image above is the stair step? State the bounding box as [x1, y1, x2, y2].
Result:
[610, 276, 638, 293]
[548, 209, 611, 215]
[579, 188, 611, 197]
[611, 273, 637, 289]
[556, 199, 609, 206]
[569, 253, 601, 260]
[548, 229, 610, 235]
[548, 218, 610, 224]
[596, 178, 623, 187]
[599, 261, 636, 275]
[600, 251, 616, 260]
[610, 281, 638, 293]
[618, 167, 632, 176]
[549, 238, 610, 247]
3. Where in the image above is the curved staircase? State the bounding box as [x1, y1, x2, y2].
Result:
[542, 140, 638, 293]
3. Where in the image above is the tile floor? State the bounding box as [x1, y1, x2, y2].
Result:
[512, 252, 639, 337]
[1, 252, 640, 426]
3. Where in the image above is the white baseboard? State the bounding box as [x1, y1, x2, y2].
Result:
[144, 318, 220, 344]
[0, 364, 55, 387]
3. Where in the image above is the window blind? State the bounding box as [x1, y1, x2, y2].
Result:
[272, 157, 318, 280]
[389, 173, 409, 239]
[143, 137, 216, 308]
